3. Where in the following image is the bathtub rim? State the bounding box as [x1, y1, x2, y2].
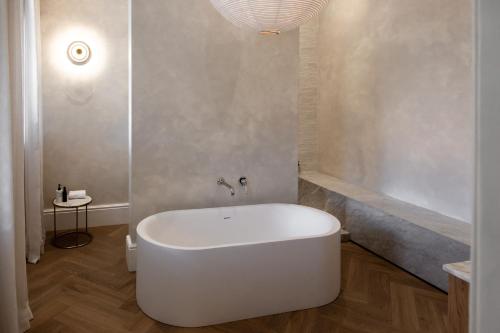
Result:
[136, 203, 341, 251]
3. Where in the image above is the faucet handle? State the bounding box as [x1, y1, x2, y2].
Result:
[217, 177, 225, 185]
[239, 177, 248, 186]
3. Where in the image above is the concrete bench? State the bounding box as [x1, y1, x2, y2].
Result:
[299, 171, 471, 291]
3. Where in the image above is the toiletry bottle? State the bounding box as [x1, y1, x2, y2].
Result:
[62, 186, 68, 202]
[56, 184, 63, 203]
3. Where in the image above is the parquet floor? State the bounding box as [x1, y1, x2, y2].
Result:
[27, 225, 448, 333]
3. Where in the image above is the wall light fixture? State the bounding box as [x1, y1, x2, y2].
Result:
[209, 0, 330, 35]
[67, 41, 91, 65]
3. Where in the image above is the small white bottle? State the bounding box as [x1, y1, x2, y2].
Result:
[55, 184, 63, 203]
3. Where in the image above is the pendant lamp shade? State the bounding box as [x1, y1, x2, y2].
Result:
[209, 0, 330, 34]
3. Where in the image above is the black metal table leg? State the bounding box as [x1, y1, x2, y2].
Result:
[76, 206, 79, 244]
[85, 204, 88, 232]
[53, 204, 57, 239]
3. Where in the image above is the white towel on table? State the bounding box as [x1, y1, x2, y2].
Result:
[68, 190, 86, 200]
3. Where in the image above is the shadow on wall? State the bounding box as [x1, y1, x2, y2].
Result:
[300, 0, 474, 223]
[41, 0, 129, 211]
[129, 0, 299, 240]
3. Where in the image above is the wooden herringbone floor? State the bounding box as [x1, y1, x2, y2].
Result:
[27, 225, 448, 333]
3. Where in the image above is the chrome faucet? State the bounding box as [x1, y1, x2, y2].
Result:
[217, 177, 235, 196]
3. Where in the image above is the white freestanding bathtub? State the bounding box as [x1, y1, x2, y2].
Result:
[136, 203, 341, 327]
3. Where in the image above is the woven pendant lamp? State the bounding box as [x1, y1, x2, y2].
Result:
[209, 0, 330, 35]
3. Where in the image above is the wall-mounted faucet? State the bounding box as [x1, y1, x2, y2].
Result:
[217, 177, 235, 196]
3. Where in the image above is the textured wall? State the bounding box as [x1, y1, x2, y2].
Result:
[298, 18, 320, 172]
[41, 0, 128, 207]
[301, 0, 474, 222]
[130, 0, 299, 239]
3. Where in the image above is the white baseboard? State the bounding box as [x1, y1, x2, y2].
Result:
[126, 234, 137, 272]
[43, 202, 129, 231]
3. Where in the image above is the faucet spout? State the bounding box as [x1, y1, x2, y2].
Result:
[217, 177, 235, 196]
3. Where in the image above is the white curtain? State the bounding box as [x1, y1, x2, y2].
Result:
[23, 0, 44, 264]
[1, 0, 42, 331]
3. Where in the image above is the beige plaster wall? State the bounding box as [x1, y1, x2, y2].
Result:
[300, 0, 474, 222]
[298, 18, 320, 172]
[40, 0, 129, 208]
[130, 0, 299, 238]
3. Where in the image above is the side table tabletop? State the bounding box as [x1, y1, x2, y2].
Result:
[52, 196, 93, 249]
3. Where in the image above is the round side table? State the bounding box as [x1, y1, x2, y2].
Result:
[52, 196, 93, 249]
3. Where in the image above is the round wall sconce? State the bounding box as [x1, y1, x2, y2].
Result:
[67, 41, 91, 65]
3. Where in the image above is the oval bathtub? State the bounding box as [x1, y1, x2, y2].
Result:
[136, 203, 341, 327]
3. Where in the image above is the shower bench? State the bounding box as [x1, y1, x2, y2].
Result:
[299, 170, 471, 291]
